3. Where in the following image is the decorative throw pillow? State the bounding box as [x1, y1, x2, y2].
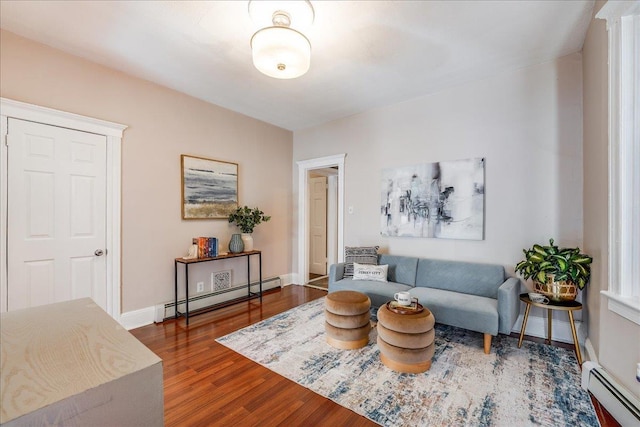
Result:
[352, 263, 388, 282]
[344, 246, 379, 277]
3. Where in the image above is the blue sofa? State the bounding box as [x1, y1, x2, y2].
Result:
[329, 254, 521, 354]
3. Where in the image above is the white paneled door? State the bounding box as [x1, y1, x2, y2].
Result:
[7, 118, 107, 311]
[309, 176, 327, 276]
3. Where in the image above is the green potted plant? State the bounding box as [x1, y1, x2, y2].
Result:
[228, 206, 271, 252]
[515, 238, 592, 302]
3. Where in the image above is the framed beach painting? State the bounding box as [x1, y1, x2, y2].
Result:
[181, 155, 238, 219]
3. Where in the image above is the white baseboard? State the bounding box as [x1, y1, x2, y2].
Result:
[120, 306, 156, 330]
[584, 338, 598, 364]
[121, 275, 291, 330]
[279, 273, 296, 286]
[511, 312, 582, 345]
[287, 273, 301, 285]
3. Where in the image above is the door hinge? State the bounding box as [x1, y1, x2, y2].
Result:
[4, 134, 16, 147]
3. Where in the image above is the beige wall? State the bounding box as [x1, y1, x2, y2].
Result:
[294, 54, 584, 313]
[582, 1, 640, 399]
[0, 30, 293, 313]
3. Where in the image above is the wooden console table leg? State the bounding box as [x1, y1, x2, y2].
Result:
[518, 302, 532, 348]
[185, 263, 190, 325]
[174, 260, 178, 319]
[567, 310, 582, 365]
[259, 252, 263, 302]
[246, 255, 251, 299]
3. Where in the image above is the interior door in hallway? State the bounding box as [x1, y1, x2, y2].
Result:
[6, 118, 108, 311]
[309, 176, 327, 276]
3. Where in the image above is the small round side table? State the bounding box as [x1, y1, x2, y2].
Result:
[517, 293, 583, 365]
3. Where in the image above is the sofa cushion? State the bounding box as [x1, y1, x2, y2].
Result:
[415, 259, 504, 299]
[344, 246, 379, 277]
[353, 263, 388, 282]
[378, 255, 418, 286]
[409, 287, 499, 335]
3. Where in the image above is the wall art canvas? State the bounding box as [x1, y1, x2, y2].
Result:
[381, 157, 485, 240]
[181, 155, 238, 219]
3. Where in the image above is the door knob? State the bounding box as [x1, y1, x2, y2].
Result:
[95, 249, 104, 256]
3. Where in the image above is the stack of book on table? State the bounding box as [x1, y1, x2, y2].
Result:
[193, 237, 218, 258]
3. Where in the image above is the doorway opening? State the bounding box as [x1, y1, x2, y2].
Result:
[296, 154, 345, 288]
[307, 168, 339, 290]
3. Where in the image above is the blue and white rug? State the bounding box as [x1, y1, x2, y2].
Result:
[216, 298, 599, 426]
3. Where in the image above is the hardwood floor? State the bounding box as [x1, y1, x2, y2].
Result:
[131, 286, 374, 427]
[131, 285, 618, 427]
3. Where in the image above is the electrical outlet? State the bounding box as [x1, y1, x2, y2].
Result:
[196, 282, 204, 293]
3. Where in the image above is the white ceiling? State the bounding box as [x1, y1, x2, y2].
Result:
[0, 1, 595, 131]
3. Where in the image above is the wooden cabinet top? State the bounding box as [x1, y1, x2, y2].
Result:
[0, 298, 161, 424]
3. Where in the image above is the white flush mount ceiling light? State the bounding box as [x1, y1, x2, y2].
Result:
[249, 0, 314, 79]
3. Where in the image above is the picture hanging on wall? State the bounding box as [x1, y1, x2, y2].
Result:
[181, 154, 238, 219]
[380, 157, 485, 240]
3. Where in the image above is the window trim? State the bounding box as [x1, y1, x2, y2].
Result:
[597, 2, 640, 325]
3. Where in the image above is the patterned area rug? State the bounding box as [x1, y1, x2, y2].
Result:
[216, 298, 599, 426]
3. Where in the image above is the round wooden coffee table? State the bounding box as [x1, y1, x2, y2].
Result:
[517, 293, 583, 365]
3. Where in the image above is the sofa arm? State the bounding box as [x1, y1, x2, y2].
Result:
[497, 277, 521, 335]
[329, 263, 346, 285]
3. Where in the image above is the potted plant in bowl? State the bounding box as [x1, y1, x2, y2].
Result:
[228, 206, 271, 252]
[515, 238, 592, 302]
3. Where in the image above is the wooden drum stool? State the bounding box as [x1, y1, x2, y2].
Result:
[325, 291, 371, 350]
[377, 303, 435, 373]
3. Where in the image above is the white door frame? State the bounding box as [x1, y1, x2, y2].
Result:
[327, 174, 338, 268]
[297, 154, 345, 284]
[0, 98, 126, 321]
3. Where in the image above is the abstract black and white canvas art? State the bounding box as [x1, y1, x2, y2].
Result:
[381, 158, 485, 240]
[181, 155, 238, 219]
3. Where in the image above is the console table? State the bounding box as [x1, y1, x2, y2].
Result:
[174, 250, 262, 325]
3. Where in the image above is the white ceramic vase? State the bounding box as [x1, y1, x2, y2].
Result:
[241, 233, 254, 251]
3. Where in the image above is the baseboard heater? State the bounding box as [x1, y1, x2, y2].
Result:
[582, 361, 640, 426]
[155, 277, 281, 322]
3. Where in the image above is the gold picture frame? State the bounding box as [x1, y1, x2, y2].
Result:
[181, 154, 238, 219]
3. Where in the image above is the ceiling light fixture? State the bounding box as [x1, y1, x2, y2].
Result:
[249, 1, 314, 79]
